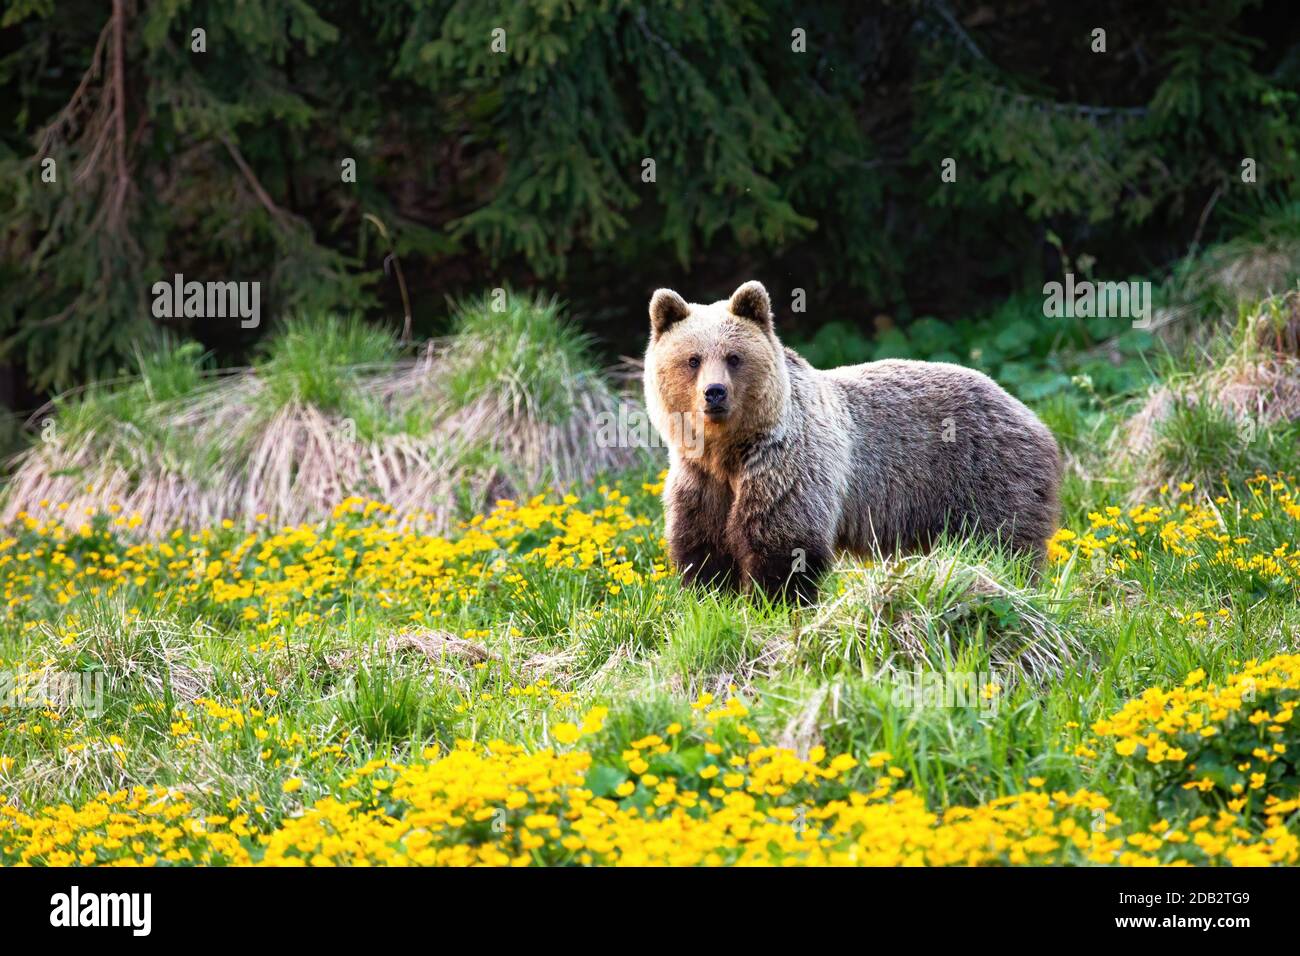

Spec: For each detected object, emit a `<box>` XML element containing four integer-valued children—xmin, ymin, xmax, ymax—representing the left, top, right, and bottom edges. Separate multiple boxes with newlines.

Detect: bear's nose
<box><xmin>704</xmin><ymin>383</ymin><xmax>728</xmax><ymax>405</ymax></box>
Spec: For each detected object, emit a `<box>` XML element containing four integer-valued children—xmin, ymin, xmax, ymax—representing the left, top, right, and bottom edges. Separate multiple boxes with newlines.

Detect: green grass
<box><xmin>3</xmin><ymin>283</ymin><xmax>1300</xmax><ymax>865</ymax></box>
<box><xmin>3</xmin><ymin>447</ymin><xmax>1296</xmax><ymax>824</ymax></box>
<box><xmin>1147</xmin><ymin>390</ymin><xmax>1297</xmax><ymax>494</ymax></box>
<box><xmin>255</xmin><ymin>312</ymin><xmax>400</xmax><ymax>414</ymax></box>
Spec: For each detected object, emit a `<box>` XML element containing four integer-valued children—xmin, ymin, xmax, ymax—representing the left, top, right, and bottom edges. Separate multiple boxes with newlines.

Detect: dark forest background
<box><xmin>2</xmin><ymin>0</ymin><xmax>1298</xmax><ymax>411</ymax></box>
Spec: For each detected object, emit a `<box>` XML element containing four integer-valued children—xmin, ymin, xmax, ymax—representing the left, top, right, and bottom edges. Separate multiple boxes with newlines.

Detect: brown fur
<box><xmin>644</xmin><ymin>281</ymin><xmax>1062</xmax><ymax>603</ymax></box>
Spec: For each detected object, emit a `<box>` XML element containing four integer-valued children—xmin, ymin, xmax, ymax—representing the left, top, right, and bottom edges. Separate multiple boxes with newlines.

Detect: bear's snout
<box><xmin>703</xmin><ymin>383</ymin><xmax>729</xmax><ymax>417</ymax></box>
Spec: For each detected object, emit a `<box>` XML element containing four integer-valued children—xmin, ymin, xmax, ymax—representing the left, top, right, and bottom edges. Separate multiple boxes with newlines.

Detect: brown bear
<box><xmin>643</xmin><ymin>280</ymin><xmax>1062</xmax><ymax>603</ymax></box>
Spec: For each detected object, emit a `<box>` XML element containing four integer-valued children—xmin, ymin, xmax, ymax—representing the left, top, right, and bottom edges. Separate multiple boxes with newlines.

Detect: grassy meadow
<box><xmin>3</xmin><ymin>253</ymin><xmax>1300</xmax><ymax>866</ymax></box>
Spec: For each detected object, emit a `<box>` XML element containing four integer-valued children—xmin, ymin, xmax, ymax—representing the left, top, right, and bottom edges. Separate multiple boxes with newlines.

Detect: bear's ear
<box><xmin>649</xmin><ymin>289</ymin><xmax>690</xmax><ymax>340</ymax></box>
<box><xmin>728</xmin><ymin>281</ymin><xmax>773</xmax><ymax>331</ymax></box>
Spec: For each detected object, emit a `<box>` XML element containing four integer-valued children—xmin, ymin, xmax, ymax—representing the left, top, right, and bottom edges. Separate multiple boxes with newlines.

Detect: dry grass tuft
<box><xmin>386</xmin><ymin>629</ymin><xmax>495</xmax><ymax>665</ymax></box>
<box><xmin>1149</xmin><ymin>238</ymin><xmax>1300</xmax><ymax>347</ymax></box>
<box><xmin>1120</xmin><ymin>291</ymin><xmax>1300</xmax><ymax>497</ymax></box>
<box><xmin>1200</xmin><ymin>239</ymin><xmax>1300</xmax><ymax>310</ymax></box>
<box><xmin>798</xmin><ymin>553</ymin><xmax>1081</xmax><ymax>682</ymax></box>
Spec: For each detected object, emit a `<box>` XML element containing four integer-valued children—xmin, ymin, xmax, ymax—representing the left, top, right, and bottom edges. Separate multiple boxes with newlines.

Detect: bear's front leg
<box><xmin>664</xmin><ymin>464</ymin><xmax>740</xmax><ymax>591</ymax></box>
<box><xmin>726</xmin><ymin>483</ymin><xmax>834</xmax><ymax>606</ymax></box>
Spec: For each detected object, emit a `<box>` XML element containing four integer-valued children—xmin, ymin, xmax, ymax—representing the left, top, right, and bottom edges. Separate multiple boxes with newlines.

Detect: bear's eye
<box><xmin>726</xmin><ymin>354</ymin><xmax>741</xmax><ymax>368</ymax></box>
<box><xmin>688</xmin><ymin>356</ymin><xmax>700</xmax><ymax>369</ymax></box>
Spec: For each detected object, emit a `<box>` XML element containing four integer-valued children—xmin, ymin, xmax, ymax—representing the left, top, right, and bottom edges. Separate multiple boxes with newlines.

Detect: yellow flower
<box><xmin>552</xmin><ymin>723</ymin><xmax>581</xmax><ymax>745</ymax></box>
<box><xmin>580</xmin><ymin>707</ymin><xmax>608</xmax><ymax>735</ymax></box>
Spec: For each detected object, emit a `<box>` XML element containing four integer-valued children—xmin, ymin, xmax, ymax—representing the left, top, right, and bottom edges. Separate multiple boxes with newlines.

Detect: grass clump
<box><xmin>442</xmin><ymin>291</ymin><xmax>597</xmax><ymax>423</ymax></box>
<box><xmin>255</xmin><ymin>313</ymin><xmax>400</xmax><ymax>414</ymax></box>
<box><xmin>1121</xmin><ymin>290</ymin><xmax>1300</xmax><ymax>497</ymax></box>
<box><xmin>801</xmin><ymin>544</ymin><xmax>1080</xmax><ymax>683</ymax></box>
<box><xmin>334</xmin><ymin>661</ymin><xmax>458</xmax><ymax>748</ymax></box>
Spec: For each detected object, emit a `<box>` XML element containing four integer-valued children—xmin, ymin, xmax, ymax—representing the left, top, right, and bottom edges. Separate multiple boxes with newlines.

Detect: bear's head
<box><xmin>643</xmin><ymin>280</ymin><xmax>791</xmax><ymax>461</ymax></box>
